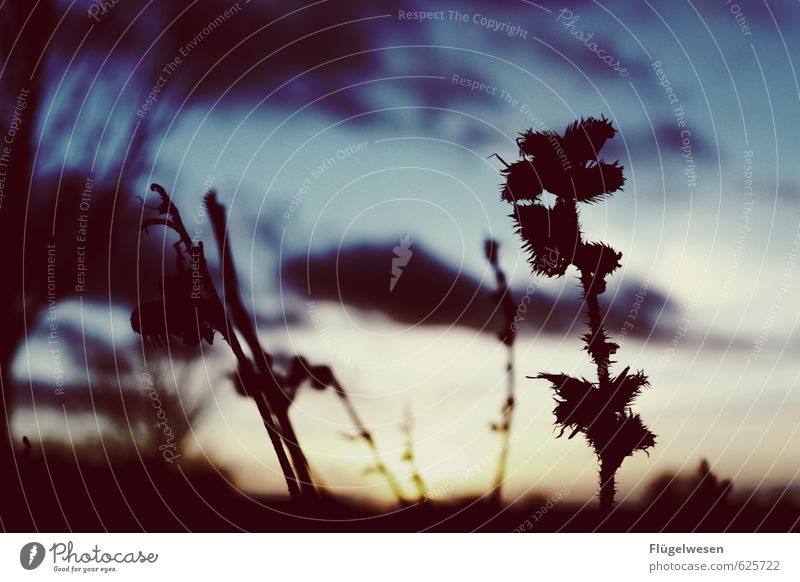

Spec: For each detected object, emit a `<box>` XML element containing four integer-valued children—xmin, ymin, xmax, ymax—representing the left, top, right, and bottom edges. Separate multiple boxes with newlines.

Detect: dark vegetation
<box><xmin>3</xmin><ymin>174</ymin><xmax>796</xmax><ymax>532</ymax></box>
<box><xmin>1</xmin><ymin>1</ymin><xmax>797</xmax><ymax>533</ymax></box>
<box><xmin>6</xmin><ymin>443</ymin><xmax>799</xmax><ymax>531</ymax></box>
<box><xmin>495</xmin><ymin>117</ymin><xmax>655</xmax><ymax>512</ymax></box>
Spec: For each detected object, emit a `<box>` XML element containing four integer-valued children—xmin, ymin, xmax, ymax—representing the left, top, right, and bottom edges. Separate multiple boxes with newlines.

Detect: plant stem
<box><xmin>486</xmin><ymin>239</ymin><xmax>516</xmax><ymax>505</ymax></box>
<box><xmin>581</xmin><ymin>273</ymin><xmax>611</xmax><ymax>388</ymax></box>
<box><xmin>273</xmin><ymin>405</ymin><xmax>317</xmax><ymax>498</ymax></box>
<box><xmin>212</xmin><ymin>296</ymin><xmax>303</xmax><ymax>502</ymax></box>
<box><xmin>334</xmin><ymin>382</ymin><xmax>407</xmax><ymax>505</ymax></box>
<box><xmin>599</xmin><ymin>457</ymin><xmax>616</xmax><ymax>514</ymax></box>
<box><xmin>580</xmin><ymin>270</ymin><xmax>617</xmax><ymax>512</ymax></box>
<box><xmin>491</xmin><ymin>344</ymin><xmax>515</xmax><ymax>504</ymax></box>
<box><xmin>147</xmin><ymin>184</ymin><xmax>301</xmax><ymax>502</ymax></box>
<box><xmin>401</xmin><ymin>405</ymin><xmax>429</xmax><ymax>502</ymax></box>
<box><xmin>205</xmin><ymin>193</ymin><xmax>317</xmax><ymax>499</ymax></box>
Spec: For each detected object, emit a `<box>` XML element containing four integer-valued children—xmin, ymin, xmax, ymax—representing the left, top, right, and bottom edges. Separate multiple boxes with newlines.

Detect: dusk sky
<box><xmin>9</xmin><ymin>0</ymin><xmax>800</xmax><ymax>510</ymax></box>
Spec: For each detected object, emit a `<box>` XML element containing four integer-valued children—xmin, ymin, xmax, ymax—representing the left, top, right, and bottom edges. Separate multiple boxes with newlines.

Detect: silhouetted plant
<box><xmin>484</xmin><ymin>238</ymin><xmax>517</xmax><ymax>504</ymax></box>
<box><xmin>21</xmin><ymin>436</ymin><xmax>31</xmax><ymax>466</ymax></box>
<box><xmin>400</xmin><ymin>404</ymin><xmax>428</xmax><ymax>503</ymax></box>
<box><xmin>644</xmin><ymin>459</ymin><xmax>732</xmax><ymax>530</ymax></box>
<box><xmin>282</xmin><ymin>356</ymin><xmax>408</xmax><ymax>505</ymax></box>
<box><xmin>205</xmin><ymin>192</ymin><xmax>318</xmax><ymax>499</ymax></box>
<box><xmin>496</xmin><ymin>117</ymin><xmax>655</xmax><ymax>512</ymax></box>
<box><xmin>132</xmin><ymin>183</ymin><xmax>303</xmax><ymax>501</ymax></box>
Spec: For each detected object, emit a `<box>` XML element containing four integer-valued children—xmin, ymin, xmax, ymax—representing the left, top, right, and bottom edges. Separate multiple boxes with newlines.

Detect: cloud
<box><xmin>281</xmin><ymin>241</ymin><xmax>674</xmax><ymax>339</ymax></box>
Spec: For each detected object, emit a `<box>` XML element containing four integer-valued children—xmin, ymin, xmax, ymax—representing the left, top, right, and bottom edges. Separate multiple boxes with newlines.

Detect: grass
<box><xmin>131</xmin><ymin>183</ymin><xmax>398</xmax><ymax>509</ymax></box>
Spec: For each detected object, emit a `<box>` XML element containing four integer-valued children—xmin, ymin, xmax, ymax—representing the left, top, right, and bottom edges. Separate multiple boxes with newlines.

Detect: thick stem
<box><xmin>599</xmin><ymin>457</ymin><xmax>617</xmax><ymax>514</ymax></box>
<box><xmin>581</xmin><ymin>270</ymin><xmax>618</xmax><ymax>510</ymax></box>
<box><xmin>580</xmin><ymin>272</ymin><xmax>611</xmax><ymax>387</ymax></box>
<box><xmin>273</xmin><ymin>406</ymin><xmax>317</xmax><ymax>498</ymax></box>
<box><xmin>335</xmin><ymin>384</ymin><xmax>407</xmax><ymax>505</ymax></box>
<box><xmin>206</xmin><ymin>194</ymin><xmax>317</xmax><ymax>499</ymax></box>
<box><xmin>225</xmin><ymin>325</ymin><xmax>302</xmax><ymax>502</ymax></box>
<box><xmin>147</xmin><ymin>185</ymin><xmax>302</xmax><ymax>502</ymax></box>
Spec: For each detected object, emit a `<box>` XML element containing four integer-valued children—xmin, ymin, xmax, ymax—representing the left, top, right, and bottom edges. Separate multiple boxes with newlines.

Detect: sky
<box><xmin>10</xmin><ymin>0</ymin><xmax>800</xmax><ymax>506</ymax></box>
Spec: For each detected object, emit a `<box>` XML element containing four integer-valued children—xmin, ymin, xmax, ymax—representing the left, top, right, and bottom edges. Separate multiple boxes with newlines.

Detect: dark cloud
<box><xmin>599</xmin><ymin>120</ymin><xmax>713</xmax><ymax>165</ymax></box>
<box><xmin>653</xmin><ymin>122</ymin><xmax>710</xmax><ymax>159</ymax></box>
<box><xmin>281</xmin><ymin>241</ymin><xmax>674</xmax><ymax>340</ymax></box>
<box><xmin>65</xmin><ymin>0</ymin><xmax>416</xmax><ymax>118</ymax></box>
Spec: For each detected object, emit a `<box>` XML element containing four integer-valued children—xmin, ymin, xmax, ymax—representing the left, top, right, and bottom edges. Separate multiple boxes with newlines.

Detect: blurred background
<box><xmin>2</xmin><ymin>0</ymin><xmax>799</xmax><ymax>529</ymax></box>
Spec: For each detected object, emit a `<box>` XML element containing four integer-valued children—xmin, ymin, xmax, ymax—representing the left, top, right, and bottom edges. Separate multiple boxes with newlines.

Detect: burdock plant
<box><xmin>496</xmin><ymin>117</ymin><xmax>656</xmax><ymax>513</ymax></box>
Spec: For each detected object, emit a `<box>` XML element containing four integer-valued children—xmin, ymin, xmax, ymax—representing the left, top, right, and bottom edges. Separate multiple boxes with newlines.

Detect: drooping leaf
<box><xmin>130</xmin><ymin>293</ymin><xmax>215</xmax><ymax>348</ymax></box>
<box><xmin>131</xmin><ymin>241</ymin><xmax>223</xmax><ymax>348</ymax></box>
<box><xmin>286</xmin><ymin>356</ymin><xmax>335</xmax><ymax>391</ymax></box>
<box><xmin>285</xmin><ymin>356</ymin><xmax>311</xmax><ymax>389</ymax></box>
